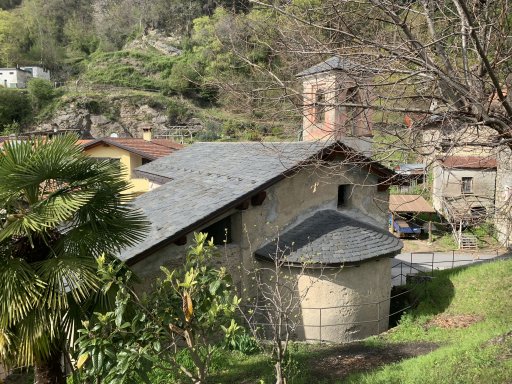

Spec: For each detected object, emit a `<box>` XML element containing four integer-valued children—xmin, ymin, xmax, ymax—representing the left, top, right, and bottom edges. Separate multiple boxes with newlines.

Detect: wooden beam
<box><xmin>236</xmin><ymin>200</ymin><xmax>250</xmax><ymax>210</ymax></box>
<box><xmin>251</xmin><ymin>191</ymin><xmax>267</xmax><ymax>206</ymax></box>
<box><xmin>173</xmin><ymin>236</ymin><xmax>187</xmax><ymax>246</ymax></box>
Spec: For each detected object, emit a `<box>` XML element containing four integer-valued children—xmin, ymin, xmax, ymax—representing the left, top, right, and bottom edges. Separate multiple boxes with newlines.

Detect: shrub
<box><xmin>0</xmin><ymin>88</ymin><xmax>31</xmax><ymax>130</ymax></box>
<box><xmin>74</xmin><ymin>233</ymin><xmax>240</xmax><ymax>384</ymax></box>
<box><xmin>27</xmin><ymin>78</ymin><xmax>55</xmax><ymax>110</ymax></box>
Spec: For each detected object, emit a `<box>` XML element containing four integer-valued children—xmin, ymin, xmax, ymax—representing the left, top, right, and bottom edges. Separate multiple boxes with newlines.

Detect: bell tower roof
<box><xmin>296</xmin><ymin>56</ymin><xmax>369</xmax><ymax>78</ymax></box>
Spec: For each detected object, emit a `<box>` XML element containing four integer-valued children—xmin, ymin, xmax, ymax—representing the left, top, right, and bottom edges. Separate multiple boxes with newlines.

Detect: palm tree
<box><xmin>0</xmin><ymin>135</ymin><xmax>148</xmax><ymax>384</ymax></box>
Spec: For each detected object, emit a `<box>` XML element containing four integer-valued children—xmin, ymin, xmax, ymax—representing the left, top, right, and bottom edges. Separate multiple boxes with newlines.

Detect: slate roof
<box><xmin>254</xmin><ymin>210</ymin><xmax>403</xmax><ymax>265</ymax></box>
<box><xmin>296</xmin><ymin>56</ymin><xmax>371</xmax><ymax>77</ymax></box>
<box><xmin>122</xmin><ymin>141</ymin><xmax>396</xmax><ymax>264</ymax></box>
<box><xmin>440</xmin><ymin>156</ymin><xmax>497</xmax><ymax>169</ymax></box>
<box><xmin>82</xmin><ymin>138</ymin><xmax>183</xmax><ymax>160</ymax></box>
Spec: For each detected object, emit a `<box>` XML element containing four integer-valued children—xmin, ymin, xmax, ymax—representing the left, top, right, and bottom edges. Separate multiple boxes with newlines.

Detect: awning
<box><xmin>389</xmin><ymin>195</ymin><xmax>435</xmax><ymax>214</ymax></box>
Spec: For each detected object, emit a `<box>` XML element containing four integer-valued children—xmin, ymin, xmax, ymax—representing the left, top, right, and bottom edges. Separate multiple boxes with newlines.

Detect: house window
<box><xmin>315</xmin><ymin>88</ymin><xmax>325</xmax><ymax>123</ymax></box>
<box><xmin>338</xmin><ymin>185</ymin><xmax>349</xmax><ymax>207</ymax></box>
<box><xmin>202</xmin><ymin>216</ymin><xmax>232</xmax><ymax>245</ymax></box>
<box><xmin>461</xmin><ymin>177</ymin><xmax>473</xmax><ymax>194</ymax></box>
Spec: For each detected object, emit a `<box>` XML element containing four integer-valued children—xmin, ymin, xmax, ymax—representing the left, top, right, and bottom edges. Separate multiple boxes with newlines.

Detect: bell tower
<box><xmin>296</xmin><ymin>56</ymin><xmax>373</xmax><ymax>154</ymax></box>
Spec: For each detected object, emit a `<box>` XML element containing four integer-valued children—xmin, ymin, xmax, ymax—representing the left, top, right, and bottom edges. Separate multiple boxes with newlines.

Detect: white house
<box><xmin>0</xmin><ymin>66</ymin><xmax>51</xmax><ymax>88</ymax></box>
<box><xmin>20</xmin><ymin>66</ymin><xmax>51</xmax><ymax>81</ymax></box>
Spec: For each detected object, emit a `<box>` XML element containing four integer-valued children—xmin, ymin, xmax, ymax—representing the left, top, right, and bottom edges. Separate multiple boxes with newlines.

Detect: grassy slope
<box><xmin>81</xmin><ymin>50</ymin><xmax>177</xmax><ymax>91</ymax></box>
<box><xmin>345</xmin><ymin>258</ymin><xmax>512</xmax><ymax>384</ymax></box>
<box><xmin>143</xmin><ymin>259</ymin><xmax>512</xmax><ymax>384</ymax></box>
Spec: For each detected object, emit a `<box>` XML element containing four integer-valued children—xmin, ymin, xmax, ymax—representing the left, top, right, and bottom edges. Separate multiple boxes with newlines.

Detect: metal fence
<box><xmin>243</xmin><ymin>251</ymin><xmax>506</xmax><ymax>344</ymax></box>
<box><xmin>393</xmin><ymin>249</ymin><xmax>502</xmax><ymax>285</ymax></box>
<box><xmin>240</xmin><ymin>272</ymin><xmax>427</xmax><ymax>344</ymax></box>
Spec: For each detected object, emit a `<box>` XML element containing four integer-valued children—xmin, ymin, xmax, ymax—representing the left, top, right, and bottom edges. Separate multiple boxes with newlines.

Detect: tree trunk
<box><xmin>34</xmin><ymin>350</ymin><xmax>66</xmax><ymax>384</ymax></box>
<box><xmin>275</xmin><ymin>361</ymin><xmax>286</xmax><ymax>384</ymax></box>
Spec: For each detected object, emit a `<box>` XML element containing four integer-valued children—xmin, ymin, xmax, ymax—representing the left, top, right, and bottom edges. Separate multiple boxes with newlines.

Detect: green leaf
<box><xmin>209</xmin><ymin>280</ymin><xmax>221</xmax><ymax>295</ymax></box>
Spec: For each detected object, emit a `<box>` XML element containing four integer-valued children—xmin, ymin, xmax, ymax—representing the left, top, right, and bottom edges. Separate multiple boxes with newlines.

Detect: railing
<box><xmin>240</xmin><ymin>279</ymin><xmax>426</xmax><ymax>344</ymax></box>
<box><xmin>393</xmin><ymin>249</ymin><xmax>501</xmax><ymax>285</ymax></box>
<box><xmin>242</xmin><ymin>251</ymin><xmax>505</xmax><ymax>344</ymax></box>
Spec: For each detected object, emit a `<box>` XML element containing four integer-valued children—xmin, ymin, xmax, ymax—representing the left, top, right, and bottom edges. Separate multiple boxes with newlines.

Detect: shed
<box><xmin>389</xmin><ymin>195</ymin><xmax>435</xmax><ymax>239</ymax></box>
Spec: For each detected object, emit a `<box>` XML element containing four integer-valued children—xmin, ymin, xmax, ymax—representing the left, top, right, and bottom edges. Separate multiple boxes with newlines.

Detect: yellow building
<box><xmin>80</xmin><ymin>131</ymin><xmax>182</xmax><ymax>195</ymax></box>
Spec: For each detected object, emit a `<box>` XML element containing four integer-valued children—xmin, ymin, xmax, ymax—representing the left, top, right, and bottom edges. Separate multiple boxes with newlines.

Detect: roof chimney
<box><xmin>142</xmin><ymin>126</ymin><xmax>152</xmax><ymax>141</ymax></box>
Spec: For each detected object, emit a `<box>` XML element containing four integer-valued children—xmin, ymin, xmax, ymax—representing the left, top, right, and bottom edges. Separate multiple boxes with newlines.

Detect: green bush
<box><xmin>27</xmin><ymin>78</ymin><xmax>55</xmax><ymax>110</ymax></box>
<box><xmin>166</xmin><ymin>99</ymin><xmax>191</xmax><ymax>124</ymax></box>
<box><xmin>0</xmin><ymin>88</ymin><xmax>31</xmax><ymax>130</ymax></box>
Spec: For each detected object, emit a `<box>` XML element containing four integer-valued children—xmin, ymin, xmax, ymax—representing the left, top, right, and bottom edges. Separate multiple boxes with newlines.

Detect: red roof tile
<box><xmin>83</xmin><ymin>138</ymin><xmax>182</xmax><ymax>160</ymax></box>
<box><xmin>440</xmin><ymin>156</ymin><xmax>497</xmax><ymax>169</ymax></box>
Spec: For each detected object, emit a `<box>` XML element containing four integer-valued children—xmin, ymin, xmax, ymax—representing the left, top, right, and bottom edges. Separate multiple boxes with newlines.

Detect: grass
<box><xmin>126</xmin><ymin>259</ymin><xmax>512</xmax><ymax>384</ymax></box>
<box><xmin>81</xmin><ymin>50</ymin><xmax>178</xmax><ymax>92</ymax></box>
<box><xmin>344</xmin><ymin>258</ymin><xmax>512</xmax><ymax>384</ymax></box>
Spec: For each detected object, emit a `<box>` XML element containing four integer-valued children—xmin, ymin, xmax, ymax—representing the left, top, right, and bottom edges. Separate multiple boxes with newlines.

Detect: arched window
<box><xmin>315</xmin><ymin>88</ymin><xmax>326</xmax><ymax>123</ymax></box>
<box><xmin>345</xmin><ymin>86</ymin><xmax>361</xmax><ymax>135</ymax></box>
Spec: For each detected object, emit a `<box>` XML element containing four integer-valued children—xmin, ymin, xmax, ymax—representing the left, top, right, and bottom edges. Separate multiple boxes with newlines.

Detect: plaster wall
<box><xmin>0</xmin><ymin>68</ymin><xmax>31</xmax><ymax>88</ymax></box>
<box><xmin>420</xmin><ymin>125</ymin><xmax>496</xmax><ymax>165</ymax></box>
<box><xmin>301</xmin><ymin>73</ymin><xmax>372</xmax><ymax>143</ymax></box>
<box><xmin>495</xmin><ymin>147</ymin><xmax>512</xmax><ymax>245</ymax></box>
<box><xmin>83</xmin><ymin>145</ymin><xmax>150</xmax><ymax>194</ymax></box>
<box><xmin>256</xmin><ymin>258</ymin><xmax>391</xmax><ymax>343</ymax></box>
<box><xmin>130</xmin><ymin>162</ymin><xmax>393</xmax><ymax>341</ymax></box>
<box><xmin>432</xmin><ymin>164</ymin><xmax>496</xmax><ymax>214</ymax></box>
<box><xmin>21</xmin><ymin>66</ymin><xmax>51</xmax><ymax>80</ymax></box>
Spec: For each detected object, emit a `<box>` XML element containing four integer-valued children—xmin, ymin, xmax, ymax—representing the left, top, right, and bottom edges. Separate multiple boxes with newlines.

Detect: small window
<box><xmin>461</xmin><ymin>177</ymin><xmax>473</xmax><ymax>194</ymax></box>
<box><xmin>202</xmin><ymin>216</ymin><xmax>232</xmax><ymax>245</ymax></box>
<box><xmin>315</xmin><ymin>88</ymin><xmax>325</xmax><ymax>123</ymax></box>
<box><xmin>9</xmin><ymin>72</ymin><xmax>13</xmax><ymax>75</ymax></box>
<box><xmin>345</xmin><ymin>86</ymin><xmax>361</xmax><ymax>135</ymax></box>
<box><xmin>338</xmin><ymin>185</ymin><xmax>349</xmax><ymax>207</ymax></box>
<box><xmin>471</xmin><ymin>206</ymin><xmax>486</xmax><ymax>218</ymax></box>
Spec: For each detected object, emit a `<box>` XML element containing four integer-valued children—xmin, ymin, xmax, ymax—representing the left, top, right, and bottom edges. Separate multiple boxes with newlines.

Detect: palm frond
<box><xmin>0</xmin><ymin>134</ymin><xmax>150</xmax><ymax>370</ymax></box>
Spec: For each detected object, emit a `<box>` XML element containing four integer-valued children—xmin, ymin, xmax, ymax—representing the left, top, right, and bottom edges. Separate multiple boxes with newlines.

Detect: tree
<box><xmin>200</xmin><ymin>0</ymin><xmax>512</xmax><ymax>241</ymax></box>
<box><xmin>208</xmin><ymin>0</ymin><xmax>512</xmax><ymax>148</ymax></box>
<box><xmin>27</xmin><ymin>78</ymin><xmax>55</xmax><ymax>111</ymax></box>
<box><xmin>0</xmin><ymin>135</ymin><xmax>148</xmax><ymax>384</ymax></box>
<box><xmin>0</xmin><ymin>88</ymin><xmax>31</xmax><ymax>131</ymax></box>
<box><xmin>75</xmin><ymin>232</ymin><xmax>240</xmax><ymax>384</ymax></box>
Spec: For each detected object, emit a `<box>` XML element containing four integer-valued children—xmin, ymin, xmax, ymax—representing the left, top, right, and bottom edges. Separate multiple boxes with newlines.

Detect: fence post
<box><xmin>319</xmin><ymin>308</ymin><xmax>322</xmax><ymax>344</ymax></box>
<box><xmin>452</xmin><ymin>250</ymin><xmax>455</xmax><ymax>269</ymax></box>
<box><xmin>401</xmin><ymin>261</ymin><xmax>403</xmax><ymax>285</ymax></box>
<box><xmin>377</xmin><ymin>302</ymin><xmax>381</xmax><ymax>334</ymax></box>
<box><xmin>431</xmin><ymin>253</ymin><xmax>434</xmax><ymax>276</ymax></box>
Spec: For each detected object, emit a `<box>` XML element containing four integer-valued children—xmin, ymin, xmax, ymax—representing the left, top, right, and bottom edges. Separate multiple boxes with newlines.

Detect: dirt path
<box><xmin>310</xmin><ymin>341</ymin><xmax>439</xmax><ymax>382</ymax></box>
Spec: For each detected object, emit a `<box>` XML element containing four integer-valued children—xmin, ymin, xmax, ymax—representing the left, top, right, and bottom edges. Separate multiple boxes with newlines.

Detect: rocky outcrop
<box><xmin>124</xmin><ymin>29</ymin><xmax>182</xmax><ymax>56</ymax></box>
<box><xmin>32</xmin><ymin>97</ymin><xmax>202</xmax><ymax>140</ymax></box>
